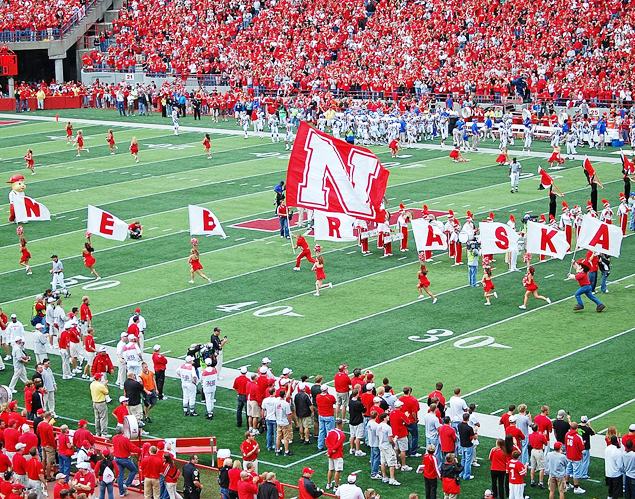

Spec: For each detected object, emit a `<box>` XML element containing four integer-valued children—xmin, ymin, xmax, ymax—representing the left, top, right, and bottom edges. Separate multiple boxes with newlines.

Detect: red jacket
<box><xmin>237</xmin><ymin>480</ymin><xmax>258</xmax><ymax>499</ymax></box>
<box><xmin>140</xmin><ymin>455</ymin><xmax>163</xmax><ymax>479</ymax></box>
<box><xmin>112</xmin><ymin>434</ymin><xmax>138</xmax><ymax>459</ymax></box>
<box><xmin>325</xmin><ymin>428</ymin><xmax>345</xmax><ymax>459</ymax></box>
<box><xmin>423</xmin><ymin>453</ymin><xmax>440</xmax><ymax>479</ymax></box>
<box><xmin>91</xmin><ymin>353</ymin><xmax>114</xmax><ymax>375</ymax></box>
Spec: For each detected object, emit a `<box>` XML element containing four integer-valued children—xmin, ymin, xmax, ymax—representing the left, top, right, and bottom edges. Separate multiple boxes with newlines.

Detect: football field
<box><xmin>0</xmin><ymin>109</ymin><xmax>634</xmax><ymax>495</ymax></box>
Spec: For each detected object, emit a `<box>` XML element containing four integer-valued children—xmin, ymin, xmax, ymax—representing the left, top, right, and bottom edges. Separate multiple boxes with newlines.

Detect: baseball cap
<box><xmin>557</xmin><ymin>409</ymin><xmax>566</xmax><ymax>419</ymax></box>
<box><xmin>347</xmin><ymin>474</ymin><xmax>357</xmax><ymax>483</ymax></box>
<box><xmin>553</xmin><ymin>442</ymin><xmax>563</xmax><ymax>450</ymax></box>
<box><xmin>119</xmin><ymin>396</ymin><xmax>129</xmax><ymax>403</ymax></box>
<box><xmin>280</xmin><ymin>378</ymin><xmax>290</xmax><ymax>386</ymax></box>
<box><xmin>12</xmin><ymin>484</ymin><xmax>25</xmax><ymax>490</ymax></box>
<box><xmin>10</xmin><ymin>314</ymin><xmax>16</xmax><ymax>319</ymax></box>
<box><xmin>484</xmin><ymin>490</ymin><xmax>494</xmax><ymax>497</ymax></box>
<box><xmin>102</xmin><ymin>449</ymin><xmax>110</xmax><ymax>456</ymax></box>
<box><xmin>68</xmin><ymin>312</ymin><xmax>75</xmax><ymax>318</ymax></box>
<box><xmin>282</xmin><ymin>367</ymin><xmax>292</xmax><ymax>375</ymax></box>
<box><xmin>153</xmin><ymin>344</ymin><xmax>161</xmax><ymax>351</ymax></box>
<box><xmin>185</xmin><ymin>355</ymin><xmax>194</xmax><ymax>362</ymax></box>
<box><xmin>509</xmin><ymin>415</ymin><xmax>517</xmax><ymax>423</ymax></box>
<box><xmin>120</xmin><ymin>332</ymin><xmax>128</xmax><ymax>337</ymax></box>
<box><xmin>297</xmin><ymin>382</ymin><xmax>306</xmax><ymax>390</ymax></box>
<box><xmin>35</xmin><ymin>323</ymin><xmax>44</xmax><ymax>330</ymax></box>
<box><xmin>259</xmin><ymin>366</ymin><xmax>268</xmax><ymax>374</ymax></box>
<box><xmin>127</xmin><ymin>333</ymin><xmax>136</xmax><ymax>339</ymax></box>
<box><xmin>394</xmin><ymin>400</ymin><xmax>404</xmax><ymax>408</ymax></box>
<box><xmin>14</xmin><ymin>337</ymin><xmax>24</xmax><ymax>343</ymax></box>
<box><xmin>8</xmin><ymin>401</ymin><xmax>17</xmax><ymax>409</ymax></box>
<box><xmin>320</xmin><ymin>384</ymin><xmax>328</xmax><ymax>391</ymax></box>
<box><xmin>339</xmin><ymin>364</ymin><xmax>347</xmax><ymax>371</ymax></box>
<box><xmin>303</xmin><ymin>467</ymin><xmax>315</xmax><ymax>474</ymax></box>
<box><xmin>204</xmin><ymin>358</ymin><xmax>213</xmax><ymax>366</ymax></box>
<box><xmin>240</xmin><ymin>366</ymin><xmax>248</xmax><ymax>374</ymax></box>
<box><xmin>36</xmin><ymin>409</ymin><xmax>45</xmax><ymax>415</ymax></box>
<box><xmin>373</xmin><ymin>396</ymin><xmax>381</xmax><ymax>402</ymax></box>
<box><xmin>55</xmin><ymin>473</ymin><xmax>66</xmax><ymax>480</ymax></box>
<box><xmin>21</xmin><ymin>424</ymin><xmax>29</xmax><ymax>432</ymax></box>
<box><xmin>134</xmin><ymin>308</ymin><xmax>141</xmax><ymax>313</ymax></box>
<box><xmin>580</xmin><ymin>415</ymin><xmax>589</xmax><ymax>423</ymax></box>
<box><xmin>47</xmin><ymin>297</ymin><xmax>56</xmax><ymax>303</ymax></box>
<box><xmin>262</xmin><ymin>357</ymin><xmax>272</xmax><ymax>364</ymax></box>
<box><xmin>214</xmin><ymin>327</ymin><xmax>221</xmax><ymax>332</ymax></box>
<box><xmin>82</xmin><ymin>440</ymin><xmax>91</xmax><ymax>448</ymax></box>
<box><xmin>94</xmin><ymin>373</ymin><xmax>103</xmax><ymax>380</ymax></box>
<box><xmin>15</xmin><ymin>443</ymin><xmax>26</xmax><ymax>450</ymax></box>
<box><xmin>98</xmin><ymin>346</ymin><xmax>107</xmax><ymax>352</ymax></box>
<box><xmin>365</xmin><ymin>382</ymin><xmax>375</xmax><ymax>390</ymax></box>
<box><xmin>78</xmin><ymin>419</ymin><xmax>88</xmax><ymax>426</ymax></box>
<box><xmin>629</xmin><ymin>424</ymin><xmax>635</xmax><ymax>432</ymax></box>
<box><xmin>77</xmin><ymin>462</ymin><xmax>91</xmax><ymax>470</ymax></box>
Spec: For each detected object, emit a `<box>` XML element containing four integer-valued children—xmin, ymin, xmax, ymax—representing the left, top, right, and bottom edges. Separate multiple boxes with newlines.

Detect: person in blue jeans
<box><xmin>316</xmin><ymin>385</ymin><xmax>336</xmax><ymax>450</ymax></box>
<box><xmin>467</xmin><ymin>247</ymin><xmax>479</xmax><ymax>286</ymax></box>
<box><xmin>457</xmin><ymin>413</ymin><xmax>476</xmax><ymax>480</ymax></box>
<box><xmin>367</xmin><ymin>411</ymin><xmax>381</xmax><ymax>478</ymax></box>
<box><xmin>599</xmin><ymin>254</ymin><xmax>611</xmax><ymax>293</ymax></box>
<box><xmin>568</xmin><ymin>261</ymin><xmax>605</xmax><ymax>312</ymax></box>
<box><xmin>113</xmin><ymin>427</ymin><xmax>138</xmax><ymax>495</ymax></box>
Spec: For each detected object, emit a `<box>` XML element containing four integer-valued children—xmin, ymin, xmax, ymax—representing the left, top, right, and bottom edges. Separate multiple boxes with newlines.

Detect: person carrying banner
<box><xmin>416</xmin><ymin>264</ymin><xmax>437</xmax><ymax>303</ymax></box>
<box><xmin>311</xmin><ymin>255</ymin><xmax>332</xmax><ymax>297</ymax></box>
<box><xmin>293</xmin><ymin>234</ymin><xmax>317</xmax><ymax>271</ymax></box>
<box><xmin>188</xmin><ymin>249</ymin><xmax>212</xmax><ymax>284</ymax></box>
<box><xmin>567</xmin><ymin>260</ymin><xmax>605</xmax><ymax>312</ymax></box>
<box><xmin>277</xmin><ymin>201</ymin><xmax>290</xmax><ymax>239</ymax></box>
<box><xmin>559</xmin><ymin>202</ymin><xmax>573</xmax><ymax>252</ymax></box>
<box><xmin>618</xmin><ymin>193</ymin><xmax>629</xmax><ymax>235</ymax></box>
<box><xmin>519</xmin><ymin>266</ymin><xmax>551</xmax><ymax>310</ymax></box>
<box><xmin>82</xmin><ymin>234</ymin><xmax>100</xmax><ymax>280</ymax></box>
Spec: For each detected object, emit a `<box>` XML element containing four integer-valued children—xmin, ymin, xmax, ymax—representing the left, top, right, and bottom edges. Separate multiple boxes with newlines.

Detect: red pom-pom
<box><xmin>418</xmin><ymin>252</ymin><xmax>426</xmax><ymax>263</ymax></box>
<box><xmin>16</xmin><ymin>225</ymin><xmax>23</xmax><ymax>236</ymax></box>
<box><xmin>85</xmin><ymin>231</ymin><xmax>92</xmax><ymax>238</ymax></box>
<box><xmin>523</xmin><ymin>253</ymin><xmax>532</xmax><ymax>264</ymax></box>
<box><xmin>190</xmin><ymin>237</ymin><xmax>199</xmax><ymax>246</ymax></box>
<box><xmin>314</xmin><ymin>244</ymin><xmax>322</xmax><ymax>253</ymax></box>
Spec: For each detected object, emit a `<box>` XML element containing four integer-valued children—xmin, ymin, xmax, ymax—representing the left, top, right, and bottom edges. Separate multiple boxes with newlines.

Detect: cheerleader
<box><xmin>66</xmin><ymin>122</ymin><xmax>73</xmax><ymax>144</ymax></box>
<box><xmin>106</xmin><ymin>129</ymin><xmax>117</xmax><ymax>155</ymax></box>
<box><xmin>129</xmin><ymin>137</ymin><xmax>139</xmax><ymax>163</ymax></box>
<box><xmin>19</xmin><ymin>237</ymin><xmax>31</xmax><ymax>275</ymax></box>
<box><xmin>482</xmin><ymin>267</ymin><xmax>498</xmax><ymax>306</ymax></box>
<box><xmin>24</xmin><ymin>149</ymin><xmax>34</xmax><ymax>175</ymax></box>
<box><xmin>546</xmin><ymin>144</ymin><xmax>564</xmax><ymax>168</ymax></box>
<box><xmin>449</xmin><ymin>144</ymin><xmax>467</xmax><ymax>162</ymax></box>
<box><xmin>83</xmin><ymin>234</ymin><xmax>100</xmax><ymax>279</ymax></box>
<box><xmin>202</xmin><ymin>133</ymin><xmax>212</xmax><ymax>159</ymax></box>
<box><xmin>389</xmin><ymin>137</ymin><xmax>401</xmax><ymax>158</ymax></box>
<box><xmin>495</xmin><ymin>146</ymin><xmax>509</xmax><ymax>165</ymax></box>
<box><xmin>519</xmin><ymin>266</ymin><xmax>551</xmax><ymax>309</ymax></box>
<box><xmin>74</xmin><ymin>130</ymin><xmax>89</xmax><ymax>157</ymax></box>
<box><xmin>416</xmin><ymin>264</ymin><xmax>437</xmax><ymax>303</ymax></box>
<box><xmin>311</xmin><ymin>254</ymin><xmax>332</xmax><ymax>296</ymax></box>
<box><xmin>188</xmin><ymin>248</ymin><xmax>212</xmax><ymax>284</ymax></box>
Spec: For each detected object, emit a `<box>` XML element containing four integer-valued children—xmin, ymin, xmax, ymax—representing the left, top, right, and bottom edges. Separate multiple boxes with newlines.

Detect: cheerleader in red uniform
<box><xmin>547</xmin><ymin>144</ymin><xmax>565</xmax><ymax>168</ymax></box>
<box><xmin>19</xmin><ymin>237</ymin><xmax>31</xmax><ymax>275</ymax></box>
<box><xmin>496</xmin><ymin>146</ymin><xmax>510</xmax><ymax>165</ymax></box>
<box><xmin>24</xmin><ymin>149</ymin><xmax>34</xmax><ymax>175</ymax></box>
<box><xmin>450</xmin><ymin>144</ymin><xmax>467</xmax><ymax>162</ymax></box>
<box><xmin>66</xmin><ymin>122</ymin><xmax>73</xmax><ymax>144</ymax></box>
<box><xmin>202</xmin><ymin>133</ymin><xmax>212</xmax><ymax>159</ymax></box>
<box><xmin>482</xmin><ymin>267</ymin><xmax>498</xmax><ymax>305</ymax></box>
<box><xmin>311</xmin><ymin>254</ymin><xmax>332</xmax><ymax>296</ymax></box>
<box><xmin>129</xmin><ymin>136</ymin><xmax>139</xmax><ymax>163</ymax></box>
<box><xmin>389</xmin><ymin>137</ymin><xmax>401</xmax><ymax>158</ymax></box>
<box><xmin>106</xmin><ymin>129</ymin><xmax>117</xmax><ymax>155</ymax></box>
<box><xmin>74</xmin><ymin>130</ymin><xmax>89</xmax><ymax>157</ymax></box>
<box><xmin>188</xmin><ymin>248</ymin><xmax>211</xmax><ymax>284</ymax></box>
<box><xmin>416</xmin><ymin>264</ymin><xmax>437</xmax><ymax>303</ymax></box>
<box><xmin>83</xmin><ymin>234</ymin><xmax>100</xmax><ymax>279</ymax></box>
<box><xmin>519</xmin><ymin>266</ymin><xmax>551</xmax><ymax>309</ymax></box>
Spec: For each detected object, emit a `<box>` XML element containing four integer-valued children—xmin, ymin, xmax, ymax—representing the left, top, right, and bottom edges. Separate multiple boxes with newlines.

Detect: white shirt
<box><xmin>261</xmin><ymin>396</ymin><xmax>277</xmax><ymax>421</ymax></box>
<box><xmin>423</xmin><ymin>412</ymin><xmax>441</xmax><ymax>439</ymax></box>
<box><xmin>116</xmin><ymin>340</ymin><xmax>127</xmax><ymax>362</ymax></box>
<box><xmin>448</xmin><ymin>395</ymin><xmax>468</xmax><ymax>423</ymax></box>
<box><xmin>123</xmin><ymin>342</ymin><xmax>141</xmax><ymax>367</ymax></box>
<box><xmin>335</xmin><ymin>483</ymin><xmax>364</xmax><ymax>499</ymax></box>
<box><xmin>176</xmin><ymin>363</ymin><xmax>197</xmax><ymax>384</ymax></box>
<box><xmin>45</xmin><ymin>304</ymin><xmax>56</xmax><ymax>325</ymax></box>
<box><xmin>53</xmin><ymin>306</ymin><xmax>67</xmax><ymax>329</ymax></box>
<box><xmin>376</xmin><ymin>421</ymin><xmax>393</xmax><ymax>450</ymax></box>
<box><xmin>5</xmin><ymin>321</ymin><xmax>24</xmax><ymax>342</ymax></box>
<box><xmin>12</xmin><ymin>343</ymin><xmax>26</xmax><ymax>367</ymax></box>
<box><xmin>128</xmin><ymin>315</ymin><xmax>147</xmax><ymax>333</ymax></box>
<box><xmin>201</xmin><ymin>367</ymin><xmax>218</xmax><ymax>390</ymax></box>
<box><xmin>33</xmin><ymin>331</ymin><xmax>49</xmax><ymax>355</ymax></box>
<box><xmin>366</xmin><ymin>419</ymin><xmax>379</xmax><ymax>448</ymax></box>
<box><xmin>274</xmin><ymin>398</ymin><xmax>291</xmax><ymax>426</ymax></box>
<box><xmin>605</xmin><ymin>444</ymin><xmax>624</xmax><ymax>478</ymax></box>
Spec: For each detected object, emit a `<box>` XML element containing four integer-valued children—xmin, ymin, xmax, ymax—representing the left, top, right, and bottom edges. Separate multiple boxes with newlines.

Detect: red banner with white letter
<box><xmin>87</xmin><ymin>205</ymin><xmax>128</xmax><ymax>241</ymax></box>
<box><xmin>13</xmin><ymin>195</ymin><xmax>51</xmax><ymax>222</ymax></box>
<box><xmin>479</xmin><ymin>222</ymin><xmax>520</xmax><ymax>254</ymax></box>
<box><xmin>313</xmin><ymin>211</ymin><xmax>356</xmax><ymax>242</ymax></box>
<box><xmin>411</xmin><ymin>219</ymin><xmax>448</xmax><ymax>251</ymax></box>
<box><xmin>286</xmin><ymin>122</ymin><xmax>390</xmax><ymax>222</ymax></box>
<box><xmin>525</xmin><ymin>221</ymin><xmax>569</xmax><ymax>259</ymax></box>
<box><xmin>577</xmin><ymin>214</ymin><xmax>623</xmax><ymax>257</ymax></box>
<box><xmin>188</xmin><ymin>205</ymin><xmax>227</xmax><ymax>237</ymax></box>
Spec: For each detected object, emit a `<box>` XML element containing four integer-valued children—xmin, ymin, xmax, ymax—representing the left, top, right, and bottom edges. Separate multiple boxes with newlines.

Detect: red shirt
<box><xmin>37</xmin><ymin>421</ymin><xmax>55</xmax><ymax>448</ymax></box>
<box><xmin>333</xmin><ymin>372</ymin><xmax>351</xmax><ymax>393</ymax></box>
<box><xmin>325</xmin><ymin>428</ymin><xmax>345</xmax><ymax>459</ymax></box>
<box><xmin>233</xmin><ymin>375</ymin><xmax>249</xmax><ymax>396</ymax></box>
<box><xmin>0</xmin><ymin>453</ymin><xmax>11</xmax><ymax>472</ymax></box>
<box><xmin>499</xmin><ymin>413</ymin><xmax>512</xmax><ymax>429</ymax></box>
<box><xmin>622</xmin><ymin>433</ymin><xmax>635</xmax><ymax>448</ymax></box>
<box><xmin>18</xmin><ymin>432</ymin><xmax>38</xmax><ymax>451</ymax></box>
<box><xmin>25</xmin><ymin>457</ymin><xmax>44</xmax><ymax>480</ymax></box>
<box><xmin>228</xmin><ymin>468</ymin><xmax>242</xmax><ymax>491</ymax></box>
<box><xmin>247</xmin><ymin>381</ymin><xmax>262</xmax><ymax>404</ymax></box>
<box><xmin>237</xmin><ymin>480</ymin><xmax>258</xmax><ymax>499</ymax></box>
<box><xmin>240</xmin><ymin>439</ymin><xmax>259</xmax><ymax>461</ymax></box>
<box><xmin>84</xmin><ymin>335</ymin><xmax>96</xmax><ymax>353</ymax></box>
<box><xmin>574</xmin><ymin>272</ymin><xmax>590</xmax><ymax>287</ymax></box>
<box><xmin>126</xmin><ymin>324</ymin><xmax>140</xmax><ymax>338</ymax></box>
<box><xmin>112</xmin><ymin>434</ymin><xmax>137</xmax><ymax>459</ymax></box>
<box><xmin>73</xmin><ymin>428</ymin><xmax>95</xmax><ymax>448</ymax></box>
<box><xmin>528</xmin><ymin>432</ymin><xmax>548</xmax><ymax>451</ymax></box>
<box><xmin>12</xmin><ymin>453</ymin><xmax>27</xmax><ymax>475</ymax></box>
<box><xmin>505</xmin><ymin>426</ymin><xmax>525</xmax><ymax>448</ymax></box>
<box><xmin>489</xmin><ymin>447</ymin><xmax>507</xmax><ymax>471</ymax></box>
<box><xmin>399</xmin><ymin>395</ymin><xmax>420</xmax><ymax>423</ymax></box>
<box><xmin>140</xmin><ymin>455</ymin><xmax>163</xmax><ymax>479</ymax></box>
<box><xmin>316</xmin><ymin>392</ymin><xmax>336</xmax><ymax>417</ymax></box>
<box><xmin>4</xmin><ymin>428</ymin><xmax>19</xmax><ymax>452</ymax></box>
<box><xmin>80</xmin><ymin>303</ymin><xmax>92</xmax><ymax>321</ymax></box>
<box><xmin>360</xmin><ymin>392</ymin><xmax>375</xmax><ymax>416</ymax></box>
<box><xmin>53</xmin><ymin>482</ymin><xmax>70</xmax><ymax>499</ymax></box>
<box><xmin>439</xmin><ymin>425</ymin><xmax>457</xmax><ymax>452</ymax></box>
<box><xmin>75</xmin><ymin>471</ymin><xmax>96</xmax><ymax>494</ymax></box>
<box><xmin>389</xmin><ymin>409</ymin><xmax>410</xmax><ymax>438</ymax></box>
<box><xmin>565</xmin><ymin>429</ymin><xmax>584</xmax><ymax>461</ymax></box>
<box><xmin>423</xmin><ymin>453</ymin><xmax>440</xmax><ymax>479</ymax></box>
<box><xmin>58</xmin><ymin>433</ymin><xmax>74</xmax><ymax>457</ymax></box>
<box><xmin>428</xmin><ymin>390</ymin><xmax>445</xmax><ymax>407</ymax></box>
<box><xmin>534</xmin><ymin>414</ymin><xmax>553</xmax><ymax>436</ymax></box>
<box><xmin>507</xmin><ymin>459</ymin><xmax>526</xmax><ymax>484</ymax></box>
<box><xmin>296</xmin><ymin>237</ymin><xmax>309</xmax><ymax>251</ymax></box>
<box><xmin>152</xmin><ymin>353</ymin><xmax>168</xmax><ymax>372</ymax></box>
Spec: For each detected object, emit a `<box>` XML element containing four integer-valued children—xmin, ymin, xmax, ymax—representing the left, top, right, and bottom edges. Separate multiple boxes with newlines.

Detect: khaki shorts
<box><xmin>328</xmin><ymin>457</ymin><xmax>344</xmax><ymax>471</ymax></box>
<box><xmin>42</xmin><ymin>446</ymin><xmax>56</xmax><ymax>465</ymax></box>
<box><xmin>395</xmin><ymin>436</ymin><xmax>409</xmax><ymax>452</ymax></box>
<box><xmin>70</xmin><ymin>342</ymin><xmax>84</xmax><ymax>359</ymax></box>
<box><xmin>380</xmin><ymin>446</ymin><xmax>397</xmax><ymax>467</ymax></box>
<box><xmin>530</xmin><ymin>448</ymin><xmax>545</xmax><ymax>471</ymax></box>
<box><xmin>336</xmin><ymin>391</ymin><xmax>349</xmax><ymax>408</ymax></box>
<box><xmin>298</xmin><ymin>416</ymin><xmax>313</xmax><ymax>430</ymax></box>
<box><xmin>277</xmin><ymin>425</ymin><xmax>292</xmax><ymax>441</ymax></box>
<box><xmin>549</xmin><ymin>476</ymin><xmax>566</xmax><ymax>494</ymax></box>
<box><xmin>247</xmin><ymin>401</ymin><xmax>261</xmax><ymax>418</ymax></box>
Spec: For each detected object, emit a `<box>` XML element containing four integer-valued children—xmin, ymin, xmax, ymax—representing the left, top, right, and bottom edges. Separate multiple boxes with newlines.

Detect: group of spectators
<box><xmin>0</xmin><ymin>0</ymin><xmax>89</xmax><ymax>41</ymax></box>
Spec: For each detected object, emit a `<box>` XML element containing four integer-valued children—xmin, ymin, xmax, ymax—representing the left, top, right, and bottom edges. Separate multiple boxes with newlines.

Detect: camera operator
<box><xmin>467</xmin><ymin>240</ymin><xmax>480</xmax><ymax>287</ymax></box>
<box><xmin>186</xmin><ymin>344</ymin><xmax>203</xmax><ymax>378</ymax></box>
<box><xmin>210</xmin><ymin>327</ymin><xmax>227</xmax><ymax>377</ymax></box>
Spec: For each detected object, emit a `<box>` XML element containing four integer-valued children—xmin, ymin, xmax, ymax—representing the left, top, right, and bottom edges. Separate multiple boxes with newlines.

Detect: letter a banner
<box><xmin>87</xmin><ymin>205</ymin><xmax>128</xmax><ymax>241</ymax></box>
<box><xmin>188</xmin><ymin>205</ymin><xmax>227</xmax><ymax>238</ymax></box>
<box><xmin>411</xmin><ymin>219</ymin><xmax>447</xmax><ymax>251</ymax></box>
<box><xmin>13</xmin><ymin>195</ymin><xmax>51</xmax><ymax>222</ymax></box>
<box><xmin>525</xmin><ymin>221</ymin><xmax>569</xmax><ymax>260</ymax></box>
<box><xmin>313</xmin><ymin>211</ymin><xmax>356</xmax><ymax>242</ymax></box>
<box><xmin>479</xmin><ymin>222</ymin><xmax>520</xmax><ymax>254</ymax></box>
<box><xmin>286</xmin><ymin>122</ymin><xmax>390</xmax><ymax>222</ymax></box>
<box><xmin>577</xmin><ymin>214</ymin><xmax>623</xmax><ymax>257</ymax></box>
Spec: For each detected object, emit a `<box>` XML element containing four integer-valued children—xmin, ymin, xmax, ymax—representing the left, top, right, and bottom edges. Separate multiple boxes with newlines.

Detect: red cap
<box><xmin>303</xmin><ymin>467</ymin><xmax>315</xmax><ymax>474</ymax></box>
<box><xmin>94</xmin><ymin>373</ymin><xmax>103</xmax><ymax>380</ymax></box>
<box><xmin>6</xmin><ymin>174</ymin><xmax>25</xmax><ymax>184</ymax></box>
<box><xmin>82</xmin><ymin>440</ymin><xmax>91</xmax><ymax>448</ymax></box>
<box><xmin>554</xmin><ymin>442</ymin><xmax>563</xmax><ymax>450</ymax></box>
<box><xmin>135</xmin><ymin>308</ymin><xmax>141</xmax><ymax>313</ymax></box>
<box><xmin>339</xmin><ymin>364</ymin><xmax>347</xmax><ymax>371</ymax></box>
<box><xmin>157</xmin><ymin>442</ymin><xmax>165</xmax><ymax>450</ymax></box>
<box><xmin>12</xmin><ymin>484</ymin><xmax>25</xmax><ymax>490</ymax></box>
<box><xmin>8</xmin><ymin>401</ymin><xmax>17</xmax><ymax>409</ymax></box>
<box><xmin>102</xmin><ymin>449</ymin><xmax>110</xmax><ymax>456</ymax></box>
<box><xmin>78</xmin><ymin>419</ymin><xmax>88</xmax><ymax>426</ymax></box>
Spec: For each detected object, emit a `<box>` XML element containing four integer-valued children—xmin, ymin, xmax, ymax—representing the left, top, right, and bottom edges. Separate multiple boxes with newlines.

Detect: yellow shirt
<box><xmin>90</xmin><ymin>380</ymin><xmax>108</xmax><ymax>403</ymax></box>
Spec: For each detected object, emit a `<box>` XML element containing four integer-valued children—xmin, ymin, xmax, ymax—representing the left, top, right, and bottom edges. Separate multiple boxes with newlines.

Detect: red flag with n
<box><xmin>582</xmin><ymin>156</ymin><xmax>595</xmax><ymax>177</ymax></box>
<box><xmin>538</xmin><ymin>167</ymin><xmax>553</xmax><ymax>190</ymax></box>
<box><xmin>621</xmin><ymin>150</ymin><xmax>634</xmax><ymax>176</ymax></box>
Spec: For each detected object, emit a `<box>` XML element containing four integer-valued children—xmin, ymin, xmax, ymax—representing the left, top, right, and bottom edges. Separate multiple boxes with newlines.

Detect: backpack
<box><xmin>102</xmin><ymin>463</ymin><xmax>115</xmax><ymax>484</ymax></box>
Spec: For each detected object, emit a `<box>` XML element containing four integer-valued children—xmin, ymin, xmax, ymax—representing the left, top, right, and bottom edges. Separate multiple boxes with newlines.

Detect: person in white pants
<box><xmin>49</xmin><ymin>255</ymin><xmax>70</xmax><ymax>297</ymax></box>
<box><xmin>59</xmin><ymin>323</ymin><xmax>73</xmax><ymax>379</ymax></box>
<box><xmin>33</xmin><ymin>324</ymin><xmax>49</xmax><ymax>363</ymax></box>
<box><xmin>176</xmin><ymin>356</ymin><xmax>198</xmax><ymax>416</ymax></box>
<box><xmin>509</xmin><ymin>158</ymin><xmax>522</xmax><ymax>194</ymax></box>
<box><xmin>201</xmin><ymin>358</ymin><xmax>218</xmax><ymax>419</ymax></box>
<box><xmin>8</xmin><ymin>337</ymin><xmax>29</xmax><ymax>393</ymax></box>
<box><xmin>116</xmin><ymin>332</ymin><xmax>128</xmax><ymax>388</ymax></box>
<box><xmin>41</xmin><ymin>359</ymin><xmax>57</xmax><ymax>416</ymax></box>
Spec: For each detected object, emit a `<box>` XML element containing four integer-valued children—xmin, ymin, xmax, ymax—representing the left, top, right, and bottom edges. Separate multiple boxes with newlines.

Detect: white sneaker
<box><xmin>81</xmin><ymin>374</ymin><xmax>89</xmax><ymax>379</ymax></box>
<box><xmin>518</xmin><ymin>305</ymin><xmax>526</xmax><ymax>309</ymax></box>
<box><xmin>293</xmin><ymin>267</ymin><xmax>300</xmax><ymax>271</ymax></box>
<box><xmin>493</xmin><ymin>292</ymin><xmax>498</xmax><ymax>299</ymax></box>
<box><xmin>401</xmin><ymin>465</ymin><xmax>413</xmax><ymax>472</ymax></box>
<box><xmin>573</xmin><ymin>487</ymin><xmax>586</xmax><ymax>494</ymax></box>
<box><xmin>484</xmin><ymin>302</ymin><xmax>491</xmax><ymax>306</ymax></box>
<box><xmin>472</xmin><ymin>462</ymin><xmax>481</xmax><ymax>467</ymax></box>
<box><xmin>547</xmin><ymin>298</ymin><xmax>552</xmax><ymax>304</ymax></box>
<box><xmin>329</xmin><ymin>282</ymin><xmax>333</xmax><ymax>289</ymax></box>
<box><xmin>417</xmin><ymin>295</ymin><xmax>424</xmax><ymax>299</ymax></box>
<box><xmin>432</xmin><ymin>298</ymin><xmax>438</xmax><ymax>304</ymax></box>
<box><xmin>389</xmin><ymin>479</ymin><xmax>401</xmax><ymax>486</ymax></box>
<box><xmin>350</xmin><ymin>449</ymin><xmax>356</xmax><ymax>455</ymax></box>
<box><xmin>314</xmin><ymin>293</ymin><xmax>320</xmax><ymax>297</ymax></box>
<box><xmin>188</xmin><ymin>280</ymin><xmax>194</xmax><ymax>284</ymax></box>
<box><xmin>355</xmin><ymin>450</ymin><xmax>366</xmax><ymax>457</ymax></box>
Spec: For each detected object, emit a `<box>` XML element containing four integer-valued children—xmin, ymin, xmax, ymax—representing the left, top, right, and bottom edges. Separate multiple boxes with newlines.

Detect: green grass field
<box><xmin>0</xmin><ymin>108</ymin><xmax>633</xmax><ymax>497</ymax></box>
